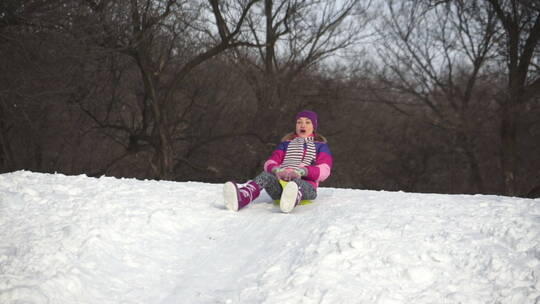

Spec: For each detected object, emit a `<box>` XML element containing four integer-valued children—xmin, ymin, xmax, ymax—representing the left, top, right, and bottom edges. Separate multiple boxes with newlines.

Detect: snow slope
<box><xmin>1</xmin><ymin>171</ymin><xmax>539</xmax><ymax>304</ymax></box>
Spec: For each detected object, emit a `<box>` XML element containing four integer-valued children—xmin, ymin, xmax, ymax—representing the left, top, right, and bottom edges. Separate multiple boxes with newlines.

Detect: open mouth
<box><xmin>300</xmin><ymin>129</ymin><xmax>306</xmax><ymax>134</ymax></box>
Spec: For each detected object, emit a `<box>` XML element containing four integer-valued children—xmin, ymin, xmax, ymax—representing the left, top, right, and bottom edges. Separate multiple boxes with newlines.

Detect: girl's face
<box><xmin>296</xmin><ymin>117</ymin><xmax>314</xmax><ymax>138</ymax></box>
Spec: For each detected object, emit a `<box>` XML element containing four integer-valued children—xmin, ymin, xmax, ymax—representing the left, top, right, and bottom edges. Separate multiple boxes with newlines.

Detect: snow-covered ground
<box><xmin>1</xmin><ymin>171</ymin><xmax>539</xmax><ymax>304</ymax></box>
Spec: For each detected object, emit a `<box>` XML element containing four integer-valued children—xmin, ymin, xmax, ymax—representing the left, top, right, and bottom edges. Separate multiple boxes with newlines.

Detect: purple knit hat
<box><xmin>295</xmin><ymin>110</ymin><xmax>318</xmax><ymax>131</ymax></box>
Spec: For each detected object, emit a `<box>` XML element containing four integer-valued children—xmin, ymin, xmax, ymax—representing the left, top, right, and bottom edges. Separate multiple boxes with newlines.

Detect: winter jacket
<box><xmin>264</xmin><ymin>133</ymin><xmax>333</xmax><ymax>189</ymax></box>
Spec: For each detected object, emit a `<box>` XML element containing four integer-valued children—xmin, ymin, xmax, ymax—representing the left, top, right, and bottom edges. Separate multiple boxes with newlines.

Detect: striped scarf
<box><xmin>281</xmin><ymin>136</ymin><xmax>316</xmax><ymax>169</ymax></box>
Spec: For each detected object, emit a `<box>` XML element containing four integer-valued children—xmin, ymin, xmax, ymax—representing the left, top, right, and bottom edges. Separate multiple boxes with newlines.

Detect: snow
<box><xmin>1</xmin><ymin>171</ymin><xmax>539</xmax><ymax>304</ymax></box>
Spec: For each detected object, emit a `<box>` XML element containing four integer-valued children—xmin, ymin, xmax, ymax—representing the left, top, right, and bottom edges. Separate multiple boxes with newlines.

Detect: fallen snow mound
<box><xmin>1</xmin><ymin>171</ymin><xmax>539</xmax><ymax>304</ymax></box>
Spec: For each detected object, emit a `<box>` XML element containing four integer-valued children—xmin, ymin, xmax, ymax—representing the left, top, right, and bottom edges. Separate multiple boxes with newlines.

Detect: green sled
<box><xmin>273</xmin><ymin>179</ymin><xmax>313</xmax><ymax>206</ymax></box>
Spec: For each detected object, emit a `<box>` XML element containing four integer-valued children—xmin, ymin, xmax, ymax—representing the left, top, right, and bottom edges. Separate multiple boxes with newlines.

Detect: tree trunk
<box><xmin>137</xmin><ymin>49</ymin><xmax>175</xmax><ymax>180</ymax></box>
<box><xmin>462</xmin><ymin>139</ymin><xmax>486</xmax><ymax>194</ymax></box>
<box><xmin>251</xmin><ymin>0</ymin><xmax>284</xmax><ymax>142</ymax></box>
<box><xmin>155</xmin><ymin>132</ymin><xmax>174</xmax><ymax>179</ymax></box>
<box><xmin>486</xmin><ymin>0</ymin><xmax>540</xmax><ymax>195</ymax></box>
<box><xmin>500</xmin><ymin>107</ymin><xmax>517</xmax><ymax>196</ymax></box>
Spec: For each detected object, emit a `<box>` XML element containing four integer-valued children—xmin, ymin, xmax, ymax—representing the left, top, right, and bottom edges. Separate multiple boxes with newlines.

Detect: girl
<box><xmin>224</xmin><ymin>110</ymin><xmax>333</xmax><ymax>213</ymax></box>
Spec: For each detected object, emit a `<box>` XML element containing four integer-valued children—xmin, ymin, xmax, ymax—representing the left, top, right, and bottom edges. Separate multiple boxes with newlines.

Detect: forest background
<box><xmin>1</xmin><ymin>0</ymin><xmax>539</xmax><ymax>197</ymax></box>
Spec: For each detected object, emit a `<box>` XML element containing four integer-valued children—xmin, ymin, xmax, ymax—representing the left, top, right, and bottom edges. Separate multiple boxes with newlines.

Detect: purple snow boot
<box><xmin>280</xmin><ymin>182</ymin><xmax>303</xmax><ymax>213</ymax></box>
<box><xmin>223</xmin><ymin>181</ymin><xmax>261</xmax><ymax>211</ymax></box>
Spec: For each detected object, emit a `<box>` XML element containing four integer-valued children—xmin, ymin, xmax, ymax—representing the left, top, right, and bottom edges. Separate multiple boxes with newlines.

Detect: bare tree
<box><xmin>371</xmin><ymin>0</ymin><xmax>500</xmax><ymax>193</ymax></box>
<box><xmin>74</xmin><ymin>0</ymin><xmax>261</xmax><ymax>179</ymax></box>
<box><xmin>484</xmin><ymin>0</ymin><xmax>540</xmax><ymax>196</ymax></box>
<box><xmin>233</xmin><ymin>0</ymin><xmax>372</xmax><ymax>142</ymax></box>
<box><xmin>0</xmin><ymin>0</ymin><xmax>87</xmax><ymax>173</ymax></box>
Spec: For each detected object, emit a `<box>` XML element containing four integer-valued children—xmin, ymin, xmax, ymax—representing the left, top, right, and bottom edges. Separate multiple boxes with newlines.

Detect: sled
<box><xmin>273</xmin><ymin>179</ymin><xmax>313</xmax><ymax>206</ymax></box>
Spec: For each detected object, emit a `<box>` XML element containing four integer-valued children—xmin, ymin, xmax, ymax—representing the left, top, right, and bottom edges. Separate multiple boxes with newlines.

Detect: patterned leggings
<box><xmin>253</xmin><ymin>171</ymin><xmax>317</xmax><ymax>200</ymax></box>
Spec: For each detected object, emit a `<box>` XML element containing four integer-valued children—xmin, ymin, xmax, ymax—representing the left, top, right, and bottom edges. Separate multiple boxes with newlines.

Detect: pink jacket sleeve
<box><xmin>264</xmin><ymin>150</ymin><xmax>285</xmax><ymax>173</ymax></box>
<box><xmin>304</xmin><ymin>148</ymin><xmax>333</xmax><ymax>183</ymax></box>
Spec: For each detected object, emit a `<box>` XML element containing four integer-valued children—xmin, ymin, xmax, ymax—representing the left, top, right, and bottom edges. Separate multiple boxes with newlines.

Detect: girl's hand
<box><xmin>294</xmin><ymin>167</ymin><xmax>307</xmax><ymax>177</ymax></box>
<box><xmin>274</xmin><ymin>168</ymin><xmax>300</xmax><ymax>181</ymax></box>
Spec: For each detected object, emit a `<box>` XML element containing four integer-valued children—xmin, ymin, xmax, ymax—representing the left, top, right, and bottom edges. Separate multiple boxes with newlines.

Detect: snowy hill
<box><xmin>1</xmin><ymin>171</ymin><xmax>539</xmax><ymax>304</ymax></box>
